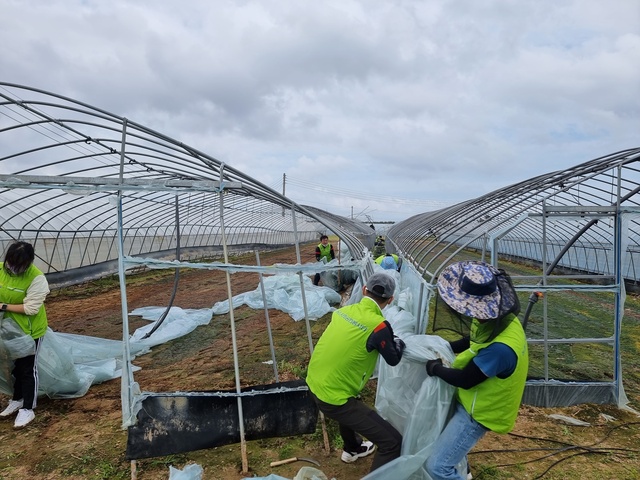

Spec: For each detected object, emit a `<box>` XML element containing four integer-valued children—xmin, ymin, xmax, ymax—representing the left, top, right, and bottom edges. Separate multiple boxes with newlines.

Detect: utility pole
<box><xmin>282</xmin><ymin>173</ymin><xmax>286</xmax><ymax>216</ymax></box>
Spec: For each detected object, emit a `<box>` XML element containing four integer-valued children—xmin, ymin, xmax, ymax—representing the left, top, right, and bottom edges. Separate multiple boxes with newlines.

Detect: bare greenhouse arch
<box><xmin>386</xmin><ymin>147</ymin><xmax>640</xmax><ymax>409</ymax></box>
<box><xmin>0</xmin><ymin>82</ymin><xmax>378</xmax><ymax>472</ymax></box>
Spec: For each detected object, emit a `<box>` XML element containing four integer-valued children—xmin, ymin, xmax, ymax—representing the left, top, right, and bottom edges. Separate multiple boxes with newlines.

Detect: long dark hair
<box><xmin>3</xmin><ymin>241</ymin><xmax>35</xmax><ymax>276</ymax></box>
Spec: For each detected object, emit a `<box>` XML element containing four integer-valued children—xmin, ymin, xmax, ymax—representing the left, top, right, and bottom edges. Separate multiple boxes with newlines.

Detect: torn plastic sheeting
<box><xmin>169</xmin><ymin>463</ymin><xmax>204</xmax><ymax>480</ymax></box>
<box><xmin>547</xmin><ymin>414</ymin><xmax>591</xmax><ymax>426</ymax></box>
<box><xmin>211</xmin><ymin>274</ymin><xmax>341</xmax><ymax>321</ymax></box>
<box><xmin>364</xmin><ymin>309</ymin><xmax>467</xmax><ymax>480</ymax></box>
<box><xmin>123</xmin><ymin>255</ymin><xmax>366</xmax><ymax>275</ymax></box>
<box><xmin>0</xmin><ymin>272</ymin><xmax>340</xmax><ymax>401</ymax></box>
<box><xmin>129</xmin><ymin>306</ymin><xmax>215</xmax><ymax>348</ymax></box>
<box><xmin>0</xmin><ymin>322</ymin><xmax>149</xmax><ymax>400</ymax></box>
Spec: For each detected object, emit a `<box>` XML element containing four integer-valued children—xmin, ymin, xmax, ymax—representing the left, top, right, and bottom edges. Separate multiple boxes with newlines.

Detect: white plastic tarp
<box><xmin>0</xmin><ymin>319</ymin><xmax>149</xmax><ymax>399</ymax></box>
<box><xmin>0</xmin><ymin>273</ymin><xmax>342</xmax><ymax>400</ymax></box>
<box><xmin>210</xmin><ymin>274</ymin><xmax>341</xmax><ymax>321</ymax></box>
<box><xmin>366</xmin><ymin>312</ymin><xmax>463</xmax><ymax>480</ymax></box>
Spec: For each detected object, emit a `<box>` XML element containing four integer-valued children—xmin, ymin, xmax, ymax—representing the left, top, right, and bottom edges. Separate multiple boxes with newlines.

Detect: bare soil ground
<box><xmin>0</xmin><ymin>245</ymin><xmax>638</xmax><ymax>480</ymax></box>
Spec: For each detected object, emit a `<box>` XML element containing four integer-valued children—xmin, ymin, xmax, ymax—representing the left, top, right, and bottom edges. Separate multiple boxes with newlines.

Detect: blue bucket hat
<box><xmin>437</xmin><ymin>261</ymin><xmax>502</xmax><ymax>320</ymax></box>
<box><xmin>379</xmin><ymin>256</ymin><xmax>397</xmax><ymax>270</ymax></box>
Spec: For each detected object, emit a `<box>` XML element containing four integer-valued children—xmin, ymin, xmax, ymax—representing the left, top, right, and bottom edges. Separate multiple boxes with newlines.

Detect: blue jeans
<box><xmin>426</xmin><ymin>401</ymin><xmax>488</xmax><ymax>480</ymax></box>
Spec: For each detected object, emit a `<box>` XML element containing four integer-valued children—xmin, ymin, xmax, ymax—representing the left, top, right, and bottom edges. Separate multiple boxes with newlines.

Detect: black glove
<box><xmin>426</xmin><ymin>358</ymin><xmax>443</xmax><ymax>376</ymax></box>
<box><xmin>394</xmin><ymin>337</ymin><xmax>406</xmax><ymax>355</ymax></box>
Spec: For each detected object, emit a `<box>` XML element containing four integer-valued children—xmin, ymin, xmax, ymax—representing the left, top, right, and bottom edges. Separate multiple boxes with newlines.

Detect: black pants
<box><xmin>311</xmin><ymin>391</ymin><xmax>402</xmax><ymax>472</ymax></box>
<box><xmin>11</xmin><ymin>337</ymin><xmax>42</xmax><ymax>410</ymax></box>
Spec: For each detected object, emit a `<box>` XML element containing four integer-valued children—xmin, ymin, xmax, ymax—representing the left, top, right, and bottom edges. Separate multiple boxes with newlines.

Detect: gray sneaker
<box><xmin>14</xmin><ymin>409</ymin><xmax>35</xmax><ymax>428</ymax></box>
<box><xmin>340</xmin><ymin>441</ymin><xmax>375</xmax><ymax>463</ymax></box>
<box><xmin>0</xmin><ymin>400</ymin><xmax>23</xmax><ymax>417</ymax></box>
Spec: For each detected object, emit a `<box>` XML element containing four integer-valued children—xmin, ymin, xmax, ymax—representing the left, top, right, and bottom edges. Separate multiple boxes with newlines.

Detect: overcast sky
<box><xmin>2</xmin><ymin>0</ymin><xmax>638</xmax><ymax>222</ymax></box>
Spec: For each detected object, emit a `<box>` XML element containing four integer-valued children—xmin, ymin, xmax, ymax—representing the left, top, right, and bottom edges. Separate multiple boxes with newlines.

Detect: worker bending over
<box><xmin>306</xmin><ymin>272</ymin><xmax>405</xmax><ymax>472</ymax></box>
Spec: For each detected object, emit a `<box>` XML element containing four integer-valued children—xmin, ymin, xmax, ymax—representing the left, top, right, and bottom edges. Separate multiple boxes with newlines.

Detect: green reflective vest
<box><xmin>0</xmin><ymin>263</ymin><xmax>49</xmax><ymax>339</ymax></box>
<box><xmin>453</xmin><ymin>315</ymin><xmax>528</xmax><ymax>433</ymax></box>
<box><xmin>375</xmin><ymin>254</ymin><xmax>398</xmax><ymax>265</ymax></box>
<box><xmin>317</xmin><ymin>243</ymin><xmax>333</xmax><ymax>262</ymax></box>
<box><xmin>306</xmin><ymin>297</ymin><xmax>383</xmax><ymax>405</ymax></box>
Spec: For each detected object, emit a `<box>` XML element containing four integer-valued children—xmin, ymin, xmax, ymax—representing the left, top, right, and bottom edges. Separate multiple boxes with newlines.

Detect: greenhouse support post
<box><xmin>219</xmin><ymin>164</ymin><xmax>248</xmax><ymax>474</ymax></box>
<box><xmin>255</xmin><ymin>251</ymin><xmax>279</xmax><ymax>382</ymax></box>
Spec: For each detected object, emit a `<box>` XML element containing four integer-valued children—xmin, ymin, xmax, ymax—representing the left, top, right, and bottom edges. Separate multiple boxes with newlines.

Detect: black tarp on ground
<box><xmin>126</xmin><ymin>380</ymin><xmax>318</xmax><ymax>459</ymax></box>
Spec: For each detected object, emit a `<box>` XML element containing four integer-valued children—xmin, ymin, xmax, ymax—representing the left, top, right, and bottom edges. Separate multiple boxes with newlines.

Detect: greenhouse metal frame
<box><xmin>1</xmin><ymin>82</ymin><xmax>638</xmax><ymax>472</ymax></box>
<box><xmin>0</xmin><ymin>82</ymin><xmax>377</xmax><ymax>471</ymax></box>
<box><xmin>387</xmin><ymin>147</ymin><xmax>640</xmax><ymax>409</ymax></box>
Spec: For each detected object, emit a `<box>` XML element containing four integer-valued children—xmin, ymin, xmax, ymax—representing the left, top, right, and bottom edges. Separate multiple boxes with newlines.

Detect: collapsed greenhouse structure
<box><xmin>1</xmin><ymin>83</ymin><xmax>638</xmax><ymax>475</ymax></box>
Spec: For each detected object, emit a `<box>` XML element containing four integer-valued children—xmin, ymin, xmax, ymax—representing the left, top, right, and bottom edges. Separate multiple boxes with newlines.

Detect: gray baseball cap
<box><xmin>366</xmin><ymin>272</ymin><xmax>396</xmax><ymax>299</ymax></box>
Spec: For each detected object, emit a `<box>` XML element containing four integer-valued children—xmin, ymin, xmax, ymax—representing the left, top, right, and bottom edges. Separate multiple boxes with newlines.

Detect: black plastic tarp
<box><xmin>126</xmin><ymin>380</ymin><xmax>318</xmax><ymax>459</ymax></box>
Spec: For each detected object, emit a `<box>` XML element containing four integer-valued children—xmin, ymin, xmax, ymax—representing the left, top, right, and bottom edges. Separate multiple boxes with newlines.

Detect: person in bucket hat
<box><xmin>424</xmin><ymin>261</ymin><xmax>528</xmax><ymax>480</ymax></box>
<box><xmin>306</xmin><ymin>272</ymin><xmax>406</xmax><ymax>472</ymax></box>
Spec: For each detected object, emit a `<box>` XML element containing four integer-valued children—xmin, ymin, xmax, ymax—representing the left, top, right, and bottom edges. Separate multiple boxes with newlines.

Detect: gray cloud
<box><xmin>1</xmin><ymin>0</ymin><xmax>638</xmax><ymax>221</ymax></box>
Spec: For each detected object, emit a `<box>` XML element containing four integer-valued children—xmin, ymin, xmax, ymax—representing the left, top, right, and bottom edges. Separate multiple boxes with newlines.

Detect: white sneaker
<box><xmin>14</xmin><ymin>409</ymin><xmax>35</xmax><ymax>428</ymax></box>
<box><xmin>341</xmin><ymin>440</ymin><xmax>375</xmax><ymax>463</ymax></box>
<box><xmin>0</xmin><ymin>400</ymin><xmax>23</xmax><ymax>417</ymax></box>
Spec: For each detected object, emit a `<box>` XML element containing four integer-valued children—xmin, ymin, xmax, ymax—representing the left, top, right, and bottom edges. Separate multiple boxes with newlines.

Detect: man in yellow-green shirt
<box><xmin>313</xmin><ymin>235</ymin><xmax>335</xmax><ymax>286</ymax></box>
<box><xmin>306</xmin><ymin>272</ymin><xmax>405</xmax><ymax>472</ymax></box>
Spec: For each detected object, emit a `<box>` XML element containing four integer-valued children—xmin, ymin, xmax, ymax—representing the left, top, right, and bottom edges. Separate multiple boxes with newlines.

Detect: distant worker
<box><xmin>375</xmin><ymin>253</ymin><xmax>400</xmax><ymax>271</ymax></box>
<box><xmin>372</xmin><ymin>236</ymin><xmax>386</xmax><ymax>258</ymax></box>
<box><xmin>313</xmin><ymin>235</ymin><xmax>335</xmax><ymax>286</ymax></box>
<box><xmin>0</xmin><ymin>241</ymin><xmax>50</xmax><ymax>428</ymax></box>
<box><xmin>306</xmin><ymin>272</ymin><xmax>405</xmax><ymax>472</ymax></box>
<box><xmin>424</xmin><ymin>261</ymin><xmax>528</xmax><ymax>480</ymax></box>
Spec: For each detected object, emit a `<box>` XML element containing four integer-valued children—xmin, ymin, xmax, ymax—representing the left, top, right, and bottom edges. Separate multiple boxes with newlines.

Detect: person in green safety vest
<box><xmin>306</xmin><ymin>272</ymin><xmax>406</xmax><ymax>473</ymax></box>
<box><xmin>313</xmin><ymin>235</ymin><xmax>335</xmax><ymax>286</ymax></box>
<box><xmin>0</xmin><ymin>241</ymin><xmax>51</xmax><ymax>429</ymax></box>
<box><xmin>424</xmin><ymin>261</ymin><xmax>528</xmax><ymax>480</ymax></box>
<box><xmin>375</xmin><ymin>252</ymin><xmax>400</xmax><ymax>271</ymax></box>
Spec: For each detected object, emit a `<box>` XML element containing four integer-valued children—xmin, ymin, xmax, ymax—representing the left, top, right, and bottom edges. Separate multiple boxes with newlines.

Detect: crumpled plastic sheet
<box><xmin>0</xmin><ymin>325</ymin><xmax>149</xmax><ymax>399</ymax></box>
<box><xmin>0</xmin><ymin>273</ymin><xmax>343</xmax><ymax>400</ymax></box>
<box><xmin>130</xmin><ymin>306</ymin><xmax>215</xmax><ymax>348</ymax></box>
<box><xmin>364</xmin><ymin>306</ymin><xmax>466</xmax><ymax>480</ymax></box>
<box><xmin>169</xmin><ymin>463</ymin><xmax>204</xmax><ymax>480</ymax></box>
<box><xmin>210</xmin><ymin>274</ymin><xmax>341</xmax><ymax>321</ymax></box>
